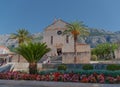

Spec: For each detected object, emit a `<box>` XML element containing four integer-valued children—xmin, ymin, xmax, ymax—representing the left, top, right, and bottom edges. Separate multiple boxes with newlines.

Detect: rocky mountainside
<box><xmin>0</xmin><ymin>33</ymin><xmax>43</xmax><ymax>49</ymax></box>
<box><xmin>83</xmin><ymin>29</ymin><xmax>120</xmax><ymax>47</ymax></box>
<box><xmin>0</xmin><ymin>29</ymin><xmax>120</xmax><ymax>48</ymax></box>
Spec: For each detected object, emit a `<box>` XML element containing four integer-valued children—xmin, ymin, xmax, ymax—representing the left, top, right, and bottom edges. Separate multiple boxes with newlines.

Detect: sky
<box><xmin>0</xmin><ymin>0</ymin><xmax>120</xmax><ymax>34</ymax></box>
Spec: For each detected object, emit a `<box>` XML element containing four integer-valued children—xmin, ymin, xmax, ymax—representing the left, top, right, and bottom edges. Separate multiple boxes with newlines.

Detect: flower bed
<box><xmin>0</xmin><ymin>71</ymin><xmax>120</xmax><ymax>84</ymax></box>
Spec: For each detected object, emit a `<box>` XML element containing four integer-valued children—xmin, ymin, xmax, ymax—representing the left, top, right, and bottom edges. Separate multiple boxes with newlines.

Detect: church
<box><xmin>43</xmin><ymin>19</ymin><xmax>91</xmax><ymax>64</ymax></box>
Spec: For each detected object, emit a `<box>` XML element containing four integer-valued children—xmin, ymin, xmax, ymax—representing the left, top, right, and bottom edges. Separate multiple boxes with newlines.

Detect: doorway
<box><xmin>57</xmin><ymin>48</ymin><xmax>62</xmax><ymax>56</ymax></box>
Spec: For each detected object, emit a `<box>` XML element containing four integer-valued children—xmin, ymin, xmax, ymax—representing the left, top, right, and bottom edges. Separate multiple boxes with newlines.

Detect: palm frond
<box><xmin>15</xmin><ymin>42</ymin><xmax>50</xmax><ymax>63</ymax></box>
<box><xmin>10</xmin><ymin>29</ymin><xmax>33</xmax><ymax>44</ymax></box>
<box><xmin>63</xmin><ymin>21</ymin><xmax>90</xmax><ymax>37</ymax></box>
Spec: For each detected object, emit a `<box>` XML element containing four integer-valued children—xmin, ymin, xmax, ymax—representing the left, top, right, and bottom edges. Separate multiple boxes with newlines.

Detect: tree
<box><xmin>92</xmin><ymin>43</ymin><xmax>118</xmax><ymax>60</ymax></box>
<box><xmin>10</xmin><ymin>29</ymin><xmax>32</xmax><ymax>62</ymax></box>
<box><xmin>63</xmin><ymin>21</ymin><xmax>89</xmax><ymax>63</ymax></box>
<box><xmin>15</xmin><ymin>42</ymin><xmax>50</xmax><ymax>74</ymax></box>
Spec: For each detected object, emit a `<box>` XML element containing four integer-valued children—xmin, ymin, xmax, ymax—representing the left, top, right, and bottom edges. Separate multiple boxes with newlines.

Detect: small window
<box><xmin>66</xmin><ymin>35</ymin><xmax>69</xmax><ymax>43</ymax></box>
<box><xmin>51</xmin><ymin>36</ymin><xmax>53</xmax><ymax>45</ymax></box>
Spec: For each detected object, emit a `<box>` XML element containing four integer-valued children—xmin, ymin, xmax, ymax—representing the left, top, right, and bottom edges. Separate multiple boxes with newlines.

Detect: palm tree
<box><xmin>63</xmin><ymin>21</ymin><xmax>89</xmax><ymax>63</ymax></box>
<box><xmin>10</xmin><ymin>29</ymin><xmax>32</xmax><ymax>44</ymax></box>
<box><xmin>10</xmin><ymin>29</ymin><xmax>32</xmax><ymax>62</ymax></box>
<box><xmin>15</xmin><ymin>42</ymin><xmax>50</xmax><ymax>74</ymax></box>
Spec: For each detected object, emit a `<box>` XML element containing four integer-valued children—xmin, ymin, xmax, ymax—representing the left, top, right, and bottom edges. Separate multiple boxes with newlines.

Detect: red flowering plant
<box><xmin>97</xmin><ymin>74</ymin><xmax>105</xmax><ymax>83</ymax></box>
<box><xmin>0</xmin><ymin>71</ymin><xmax>120</xmax><ymax>84</ymax></box>
<box><xmin>88</xmin><ymin>74</ymin><xmax>97</xmax><ymax>83</ymax></box>
<box><xmin>21</xmin><ymin>73</ymin><xmax>29</xmax><ymax>80</ymax></box>
<box><xmin>58</xmin><ymin>74</ymin><xmax>64</xmax><ymax>81</ymax></box>
<box><xmin>0</xmin><ymin>73</ymin><xmax>7</xmax><ymax>80</ymax></box>
<box><xmin>106</xmin><ymin>76</ymin><xmax>116</xmax><ymax>84</ymax></box>
<box><xmin>116</xmin><ymin>75</ymin><xmax>120</xmax><ymax>83</ymax></box>
<box><xmin>68</xmin><ymin>74</ymin><xmax>79</xmax><ymax>82</ymax></box>
<box><xmin>80</xmin><ymin>75</ymin><xmax>89</xmax><ymax>83</ymax></box>
<box><xmin>36</xmin><ymin>75</ymin><xmax>41</xmax><ymax>81</ymax></box>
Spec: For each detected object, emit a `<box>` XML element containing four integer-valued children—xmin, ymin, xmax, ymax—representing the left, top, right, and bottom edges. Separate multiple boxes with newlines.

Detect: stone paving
<box><xmin>0</xmin><ymin>80</ymin><xmax>120</xmax><ymax>87</ymax></box>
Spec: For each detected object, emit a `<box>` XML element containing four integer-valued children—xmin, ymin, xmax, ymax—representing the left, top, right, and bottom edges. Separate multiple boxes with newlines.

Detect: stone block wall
<box><xmin>11</xmin><ymin>54</ymin><xmax>27</xmax><ymax>63</ymax></box>
<box><xmin>13</xmin><ymin>63</ymin><xmax>42</xmax><ymax>72</ymax></box>
<box><xmin>62</xmin><ymin>52</ymin><xmax>90</xmax><ymax>64</ymax></box>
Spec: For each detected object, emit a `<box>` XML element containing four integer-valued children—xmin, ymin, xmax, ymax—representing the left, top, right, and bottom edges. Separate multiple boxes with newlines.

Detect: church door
<box><xmin>57</xmin><ymin>48</ymin><xmax>62</xmax><ymax>56</ymax></box>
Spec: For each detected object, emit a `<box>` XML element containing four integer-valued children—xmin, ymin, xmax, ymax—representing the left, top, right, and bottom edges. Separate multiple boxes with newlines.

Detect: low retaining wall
<box><xmin>13</xmin><ymin>63</ymin><xmax>42</xmax><ymax>72</ymax></box>
<box><xmin>11</xmin><ymin>63</ymin><xmax>120</xmax><ymax>71</ymax></box>
<box><xmin>42</xmin><ymin>63</ymin><xmax>120</xmax><ymax>70</ymax></box>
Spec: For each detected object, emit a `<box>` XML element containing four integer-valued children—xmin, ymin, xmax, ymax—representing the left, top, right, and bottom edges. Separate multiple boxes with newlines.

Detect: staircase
<box><xmin>39</xmin><ymin>55</ymin><xmax>62</xmax><ymax>64</ymax></box>
<box><xmin>50</xmin><ymin>55</ymin><xmax>62</xmax><ymax>64</ymax></box>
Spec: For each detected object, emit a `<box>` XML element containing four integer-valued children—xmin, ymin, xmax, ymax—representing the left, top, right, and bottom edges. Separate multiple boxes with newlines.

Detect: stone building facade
<box><xmin>43</xmin><ymin>19</ymin><xmax>91</xmax><ymax>64</ymax></box>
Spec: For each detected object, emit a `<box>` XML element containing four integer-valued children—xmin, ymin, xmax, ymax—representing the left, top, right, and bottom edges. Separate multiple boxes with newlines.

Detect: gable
<box><xmin>44</xmin><ymin>19</ymin><xmax>69</xmax><ymax>31</ymax></box>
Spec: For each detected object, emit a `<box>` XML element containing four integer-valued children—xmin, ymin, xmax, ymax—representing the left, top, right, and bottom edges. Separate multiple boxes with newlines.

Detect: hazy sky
<box><xmin>0</xmin><ymin>0</ymin><xmax>120</xmax><ymax>34</ymax></box>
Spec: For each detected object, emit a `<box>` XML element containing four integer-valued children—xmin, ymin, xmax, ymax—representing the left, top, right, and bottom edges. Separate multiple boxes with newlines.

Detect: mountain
<box><xmin>84</xmin><ymin>35</ymin><xmax>119</xmax><ymax>48</ymax></box>
<box><xmin>0</xmin><ymin>29</ymin><xmax>120</xmax><ymax>48</ymax></box>
<box><xmin>0</xmin><ymin>33</ymin><xmax>43</xmax><ymax>49</ymax></box>
<box><xmin>78</xmin><ymin>28</ymin><xmax>120</xmax><ymax>47</ymax></box>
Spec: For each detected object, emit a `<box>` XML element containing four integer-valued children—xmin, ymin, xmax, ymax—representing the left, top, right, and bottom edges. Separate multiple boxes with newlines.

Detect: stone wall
<box><xmin>62</xmin><ymin>52</ymin><xmax>90</xmax><ymax>64</ymax></box>
<box><xmin>11</xmin><ymin>54</ymin><xmax>27</xmax><ymax>63</ymax></box>
<box><xmin>62</xmin><ymin>44</ymin><xmax>91</xmax><ymax>64</ymax></box>
<box><xmin>13</xmin><ymin>63</ymin><xmax>42</xmax><ymax>72</ymax></box>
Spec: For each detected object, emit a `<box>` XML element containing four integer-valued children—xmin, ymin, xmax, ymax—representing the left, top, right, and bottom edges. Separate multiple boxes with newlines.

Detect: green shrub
<box><xmin>106</xmin><ymin>64</ymin><xmax>120</xmax><ymax>71</ymax></box>
<box><xmin>39</xmin><ymin>69</ymin><xmax>120</xmax><ymax>77</ymax></box>
<box><xmin>82</xmin><ymin>64</ymin><xmax>93</xmax><ymax>70</ymax></box>
<box><xmin>57</xmin><ymin>64</ymin><xmax>67</xmax><ymax>71</ymax></box>
<box><xmin>91</xmin><ymin>55</ymin><xmax>97</xmax><ymax>61</ymax></box>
